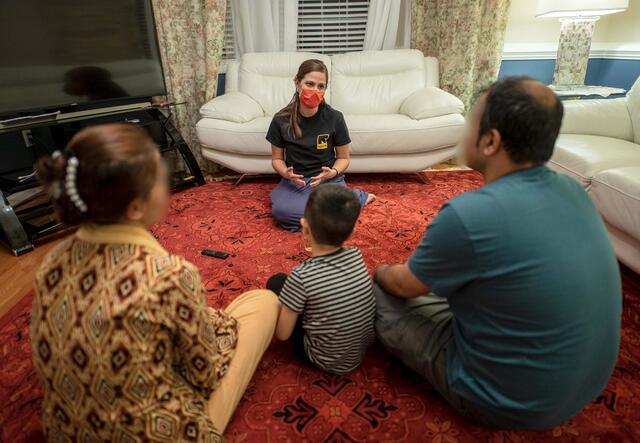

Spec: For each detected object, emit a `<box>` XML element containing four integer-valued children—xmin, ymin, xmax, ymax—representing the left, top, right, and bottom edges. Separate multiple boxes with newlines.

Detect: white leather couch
<box><xmin>196</xmin><ymin>49</ymin><xmax>465</xmax><ymax>174</ymax></box>
<box><xmin>549</xmin><ymin>77</ymin><xmax>640</xmax><ymax>273</ymax></box>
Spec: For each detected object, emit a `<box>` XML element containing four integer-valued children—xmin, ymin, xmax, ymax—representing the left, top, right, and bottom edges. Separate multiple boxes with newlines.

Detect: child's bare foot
<box><xmin>365</xmin><ymin>193</ymin><xmax>376</xmax><ymax>205</ymax></box>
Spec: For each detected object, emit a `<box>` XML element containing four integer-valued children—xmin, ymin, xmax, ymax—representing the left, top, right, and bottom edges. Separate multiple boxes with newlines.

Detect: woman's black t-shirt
<box><xmin>266</xmin><ymin>104</ymin><xmax>351</xmax><ymax>177</ymax></box>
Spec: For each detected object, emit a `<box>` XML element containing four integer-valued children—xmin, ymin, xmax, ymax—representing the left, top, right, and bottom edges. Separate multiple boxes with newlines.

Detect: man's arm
<box><xmin>375</xmin><ymin>263</ymin><xmax>430</xmax><ymax>298</ymax></box>
<box><xmin>376</xmin><ymin>204</ymin><xmax>478</xmax><ymax>301</ymax></box>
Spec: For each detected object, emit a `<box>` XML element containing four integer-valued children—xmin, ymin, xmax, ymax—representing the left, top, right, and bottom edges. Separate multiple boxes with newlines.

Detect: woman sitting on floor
<box><xmin>268</xmin><ymin>59</ymin><xmax>375</xmax><ymax>231</ymax></box>
<box><xmin>30</xmin><ymin>124</ymin><xmax>279</xmax><ymax>441</ymax></box>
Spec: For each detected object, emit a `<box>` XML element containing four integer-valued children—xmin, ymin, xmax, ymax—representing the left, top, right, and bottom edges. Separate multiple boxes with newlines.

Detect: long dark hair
<box><xmin>275</xmin><ymin>59</ymin><xmax>329</xmax><ymax>139</ymax></box>
<box><xmin>36</xmin><ymin>124</ymin><xmax>159</xmax><ymax>225</ymax></box>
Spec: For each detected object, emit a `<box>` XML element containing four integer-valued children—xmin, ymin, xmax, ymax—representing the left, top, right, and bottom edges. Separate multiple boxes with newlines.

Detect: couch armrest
<box><xmin>625</xmin><ymin>77</ymin><xmax>640</xmax><ymax>144</ymax></box>
<box><xmin>560</xmin><ymin>98</ymin><xmax>634</xmax><ymax>142</ymax></box>
<box><xmin>400</xmin><ymin>87</ymin><xmax>464</xmax><ymax>120</ymax></box>
<box><xmin>200</xmin><ymin>92</ymin><xmax>264</xmax><ymax>123</ymax></box>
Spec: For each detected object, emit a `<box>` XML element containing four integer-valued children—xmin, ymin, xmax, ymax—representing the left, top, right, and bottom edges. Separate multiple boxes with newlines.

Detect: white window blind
<box><xmin>297</xmin><ymin>0</ymin><xmax>370</xmax><ymax>54</ymax></box>
<box><xmin>222</xmin><ymin>0</ymin><xmax>235</xmax><ymax>59</ymax></box>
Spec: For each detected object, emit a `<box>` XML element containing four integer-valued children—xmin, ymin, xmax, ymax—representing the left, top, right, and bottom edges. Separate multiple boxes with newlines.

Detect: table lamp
<box><xmin>536</xmin><ymin>0</ymin><xmax>628</xmax><ymax>86</ymax></box>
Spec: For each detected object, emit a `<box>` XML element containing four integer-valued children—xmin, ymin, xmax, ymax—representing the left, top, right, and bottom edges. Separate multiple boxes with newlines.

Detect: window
<box><xmin>222</xmin><ymin>0</ymin><xmax>235</xmax><ymax>59</ymax></box>
<box><xmin>297</xmin><ymin>0</ymin><xmax>370</xmax><ymax>55</ymax></box>
<box><xmin>222</xmin><ymin>0</ymin><xmax>371</xmax><ymax>58</ymax></box>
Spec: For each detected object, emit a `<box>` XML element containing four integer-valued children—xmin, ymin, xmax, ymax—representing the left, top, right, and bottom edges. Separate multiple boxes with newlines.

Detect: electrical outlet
<box><xmin>22</xmin><ymin>129</ymin><xmax>35</xmax><ymax>148</ymax></box>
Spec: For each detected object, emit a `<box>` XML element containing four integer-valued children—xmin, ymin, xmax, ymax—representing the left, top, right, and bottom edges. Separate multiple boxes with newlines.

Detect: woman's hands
<box><xmin>310</xmin><ymin>166</ymin><xmax>338</xmax><ymax>187</ymax></box>
<box><xmin>272</xmin><ymin>144</ymin><xmax>351</xmax><ymax>188</ymax></box>
<box><xmin>285</xmin><ymin>166</ymin><xmax>306</xmax><ymax>187</ymax></box>
<box><xmin>272</xmin><ymin>145</ymin><xmax>305</xmax><ymax>187</ymax></box>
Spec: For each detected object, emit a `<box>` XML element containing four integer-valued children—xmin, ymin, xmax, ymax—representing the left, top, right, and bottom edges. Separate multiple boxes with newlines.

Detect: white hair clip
<box><xmin>64</xmin><ymin>156</ymin><xmax>88</xmax><ymax>213</ymax></box>
<box><xmin>50</xmin><ymin>182</ymin><xmax>62</xmax><ymax>200</ymax></box>
<box><xmin>48</xmin><ymin>151</ymin><xmax>63</xmax><ymax>200</ymax></box>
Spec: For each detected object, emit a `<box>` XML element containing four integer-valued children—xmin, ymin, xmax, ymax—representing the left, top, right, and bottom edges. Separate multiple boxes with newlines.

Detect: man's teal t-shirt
<box><xmin>408</xmin><ymin>166</ymin><xmax>621</xmax><ymax>428</ymax></box>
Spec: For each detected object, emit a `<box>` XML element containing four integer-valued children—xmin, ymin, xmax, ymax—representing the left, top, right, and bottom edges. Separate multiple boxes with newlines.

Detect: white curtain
<box><xmin>363</xmin><ymin>0</ymin><xmax>411</xmax><ymax>50</ymax></box>
<box><xmin>231</xmin><ymin>0</ymin><xmax>298</xmax><ymax>56</ymax></box>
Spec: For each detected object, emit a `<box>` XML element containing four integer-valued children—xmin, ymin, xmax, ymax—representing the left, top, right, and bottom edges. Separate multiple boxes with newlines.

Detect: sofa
<box><xmin>549</xmin><ymin>77</ymin><xmax>640</xmax><ymax>273</ymax></box>
<box><xmin>196</xmin><ymin>49</ymin><xmax>465</xmax><ymax>175</ymax></box>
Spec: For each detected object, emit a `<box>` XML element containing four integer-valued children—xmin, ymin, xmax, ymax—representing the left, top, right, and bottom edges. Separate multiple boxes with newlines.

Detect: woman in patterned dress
<box><xmin>30</xmin><ymin>124</ymin><xmax>279</xmax><ymax>442</ymax></box>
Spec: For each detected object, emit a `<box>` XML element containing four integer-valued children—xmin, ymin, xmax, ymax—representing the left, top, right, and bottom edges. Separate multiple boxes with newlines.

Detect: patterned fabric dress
<box><xmin>30</xmin><ymin>224</ymin><xmax>238</xmax><ymax>442</ymax></box>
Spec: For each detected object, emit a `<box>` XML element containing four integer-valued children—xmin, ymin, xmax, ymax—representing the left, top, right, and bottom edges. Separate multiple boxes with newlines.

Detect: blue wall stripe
<box><xmin>217</xmin><ymin>73</ymin><xmax>226</xmax><ymax>97</ymax></box>
<box><xmin>499</xmin><ymin>59</ymin><xmax>556</xmax><ymax>85</ymax></box>
<box><xmin>584</xmin><ymin>59</ymin><xmax>640</xmax><ymax>90</ymax></box>
<box><xmin>499</xmin><ymin>58</ymin><xmax>640</xmax><ymax>91</ymax></box>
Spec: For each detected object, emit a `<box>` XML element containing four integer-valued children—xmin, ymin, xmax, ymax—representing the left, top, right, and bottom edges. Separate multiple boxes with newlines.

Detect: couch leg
<box><xmin>415</xmin><ymin>172</ymin><xmax>430</xmax><ymax>184</ymax></box>
<box><xmin>233</xmin><ymin>174</ymin><xmax>248</xmax><ymax>187</ymax></box>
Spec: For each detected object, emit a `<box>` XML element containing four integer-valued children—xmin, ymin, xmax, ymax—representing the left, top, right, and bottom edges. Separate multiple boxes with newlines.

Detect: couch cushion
<box><xmin>346</xmin><ymin>114</ymin><xmax>464</xmax><ymax>155</ymax></box>
<box><xmin>549</xmin><ymin>134</ymin><xmax>640</xmax><ymax>187</ymax></box>
<box><xmin>399</xmin><ymin>87</ymin><xmax>464</xmax><ymax>120</ymax></box>
<box><xmin>560</xmin><ymin>98</ymin><xmax>634</xmax><ymax>142</ymax></box>
<box><xmin>200</xmin><ymin>92</ymin><xmax>264</xmax><ymax>123</ymax></box>
<box><xmin>627</xmin><ymin>76</ymin><xmax>640</xmax><ymax>144</ymax></box>
<box><xmin>238</xmin><ymin>52</ymin><xmax>331</xmax><ymax>116</ymax></box>
<box><xmin>591</xmin><ymin>166</ymin><xmax>640</xmax><ymax>241</ymax></box>
<box><xmin>330</xmin><ymin>49</ymin><xmax>426</xmax><ymax>115</ymax></box>
<box><xmin>197</xmin><ymin>116</ymin><xmax>272</xmax><ymax>156</ymax></box>
<box><xmin>197</xmin><ymin>113</ymin><xmax>465</xmax><ymax>157</ymax></box>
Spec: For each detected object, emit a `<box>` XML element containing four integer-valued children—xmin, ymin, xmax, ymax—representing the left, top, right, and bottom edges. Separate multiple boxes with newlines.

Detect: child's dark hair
<box><xmin>304</xmin><ymin>184</ymin><xmax>361</xmax><ymax>247</ymax></box>
<box><xmin>36</xmin><ymin>123</ymin><xmax>159</xmax><ymax>225</ymax></box>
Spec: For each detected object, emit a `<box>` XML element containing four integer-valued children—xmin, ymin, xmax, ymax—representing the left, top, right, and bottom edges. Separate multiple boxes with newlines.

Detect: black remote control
<box><xmin>201</xmin><ymin>249</ymin><xmax>230</xmax><ymax>259</ymax></box>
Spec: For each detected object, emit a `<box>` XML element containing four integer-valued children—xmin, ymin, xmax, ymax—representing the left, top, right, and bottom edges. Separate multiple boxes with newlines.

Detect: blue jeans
<box><xmin>270</xmin><ymin>174</ymin><xmax>368</xmax><ymax>231</ymax></box>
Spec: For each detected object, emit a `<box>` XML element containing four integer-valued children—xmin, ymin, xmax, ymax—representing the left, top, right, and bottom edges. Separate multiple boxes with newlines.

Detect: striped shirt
<box><xmin>280</xmin><ymin>247</ymin><xmax>375</xmax><ymax>374</ymax></box>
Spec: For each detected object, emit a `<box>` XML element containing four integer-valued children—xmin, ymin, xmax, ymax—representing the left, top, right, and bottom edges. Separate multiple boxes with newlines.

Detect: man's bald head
<box><xmin>476</xmin><ymin>77</ymin><xmax>563</xmax><ymax>164</ymax></box>
<box><xmin>519</xmin><ymin>78</ymin><xmax>558</xmax><ymax>105</ymax></box>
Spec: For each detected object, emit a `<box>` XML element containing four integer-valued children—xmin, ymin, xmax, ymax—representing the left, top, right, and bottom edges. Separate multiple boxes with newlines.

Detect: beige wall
<box><xmin>504</xmin><ymin>0</ymin><xmax>560</xmax><ymax>48</ymax></box>
<box><xmin>504</xmin><ymin>0</ymin><xmax>640</xmax><ymax>52</ymax></box>
<box><xmin>595</xmin><ymin>0</ymin><xmax>640</xmax><ymax>44</ymax></box>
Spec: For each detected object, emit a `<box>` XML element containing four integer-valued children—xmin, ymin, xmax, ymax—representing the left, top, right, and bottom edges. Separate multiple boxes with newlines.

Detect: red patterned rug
<box><xmin>1</xmin><ymin>172</ymin><xmax>639</xmax><ymax>443</ymax></box>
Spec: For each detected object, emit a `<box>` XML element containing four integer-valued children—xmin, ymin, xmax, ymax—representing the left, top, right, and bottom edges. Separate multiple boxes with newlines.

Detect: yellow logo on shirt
<box><xmin>317</xmin><ymin>134</ymin><xmax>329</xmax><ymax>150</ymax></box>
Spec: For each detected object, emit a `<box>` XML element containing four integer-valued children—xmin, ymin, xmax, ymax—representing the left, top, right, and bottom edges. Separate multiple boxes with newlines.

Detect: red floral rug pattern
<box><xmin>1</xmin><ymin>172</ymin><xmax>639</xmax><ymax>443</ymax></box>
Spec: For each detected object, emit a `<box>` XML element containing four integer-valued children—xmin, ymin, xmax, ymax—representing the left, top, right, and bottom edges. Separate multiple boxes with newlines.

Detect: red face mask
<box><xmin>299</xmin><ymin>88</ymin><xmax>324</xmax><ymax>108</ymax></box>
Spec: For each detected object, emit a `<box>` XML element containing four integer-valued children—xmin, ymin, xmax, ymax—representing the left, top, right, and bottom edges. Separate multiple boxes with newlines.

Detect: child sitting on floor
<box><xmin>267</xmin><ymin>184</ymin><xmax>375</xmax><ymax>374</ymax></box>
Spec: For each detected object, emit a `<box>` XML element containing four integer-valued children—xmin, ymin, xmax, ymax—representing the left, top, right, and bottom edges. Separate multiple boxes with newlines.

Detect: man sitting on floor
<box><xmin>373</xmin><ymin>77</ymin><xmax>622</xmax><ymax>429</ymax></box>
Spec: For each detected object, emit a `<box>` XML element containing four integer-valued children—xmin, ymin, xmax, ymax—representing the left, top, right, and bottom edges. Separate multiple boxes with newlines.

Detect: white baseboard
<box><xmin>503</xmin><ymin>43</ymin><xmax>640</xmax><ymax>60</ymax></box>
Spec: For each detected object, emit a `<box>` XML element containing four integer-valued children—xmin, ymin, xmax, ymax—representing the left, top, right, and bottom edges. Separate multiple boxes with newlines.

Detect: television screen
<box><xmin>0</xmin><ymin>0</ymin><xmax>166</xmax><ymax>117</ymax></box>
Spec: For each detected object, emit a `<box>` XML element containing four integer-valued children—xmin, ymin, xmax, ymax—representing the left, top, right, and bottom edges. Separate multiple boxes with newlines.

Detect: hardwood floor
<box><xmin>0</xmin><ymin>237</ymin><xmax>66</xmax><ymax>318</ymax></box>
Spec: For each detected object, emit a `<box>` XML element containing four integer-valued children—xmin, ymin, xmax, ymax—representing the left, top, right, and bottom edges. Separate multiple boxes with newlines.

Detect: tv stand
<box><xmin>0</xmin><ymin>105</ymin><xmax>205</xmax><ymax>255</ymax></box>
<box><xmin>0</xmin><ymin>189</ymin><xmax>34</xmax><ymax>255</ymax></box>
<box><xmin>0</xmin><ymin>110</ymin><xmax>61</xmax><ymax>129</ymax></box>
